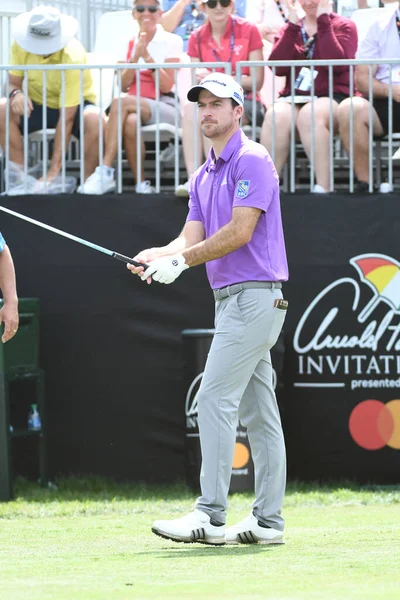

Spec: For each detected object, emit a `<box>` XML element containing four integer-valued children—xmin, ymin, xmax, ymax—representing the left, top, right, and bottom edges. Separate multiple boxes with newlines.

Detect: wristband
<box><xmin>9</xmin><ymin>89</ymin><xmax>23</xmax><ymax>101</ymax></box>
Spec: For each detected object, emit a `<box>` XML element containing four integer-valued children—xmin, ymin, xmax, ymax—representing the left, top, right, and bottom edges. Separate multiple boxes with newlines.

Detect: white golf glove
<box><xmin>141</xmin><ymin>254</ymin><xmax>189</xmax><ymax>284</ymax></box>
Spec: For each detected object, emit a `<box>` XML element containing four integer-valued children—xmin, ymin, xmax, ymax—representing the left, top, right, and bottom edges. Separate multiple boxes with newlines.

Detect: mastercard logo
<box><xmin>349</xmin><ymin>399</ymin><xmax>400</xmax><ymax>450</ymax></box>
<box><xmin>232</xmin><ymin>442</ymin><xmax>250</xmax><ymax>469</ymax></box>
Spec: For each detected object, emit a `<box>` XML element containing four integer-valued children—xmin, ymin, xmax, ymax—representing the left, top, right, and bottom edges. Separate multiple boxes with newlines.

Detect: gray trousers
<box><xmin>195</xmin><ymin>287</ymin><xmax>287</xmax><ymax>530</ymax></box>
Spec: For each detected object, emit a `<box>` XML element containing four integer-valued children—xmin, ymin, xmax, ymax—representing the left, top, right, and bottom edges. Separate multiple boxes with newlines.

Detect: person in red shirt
<box><xmin>79</xmin><ymin>0</ymin><xmax>182</xmax><ymax>195</ymax></box>
<box><xmin>175</xmin><ymin>0</ymin><xmax>265</xmax><ymax>197</ymax></box>
<box><xmin>259</xmin><ymin>0</ymin><xmax>358</xmax><ymax>193</ymax></box>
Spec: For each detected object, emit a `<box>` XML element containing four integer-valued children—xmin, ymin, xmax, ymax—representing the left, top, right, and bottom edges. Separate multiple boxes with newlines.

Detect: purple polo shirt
<box><xmin>186</xmin><ymin>129</ymin><xmax>289</xmax><ymax>290</ymax></box>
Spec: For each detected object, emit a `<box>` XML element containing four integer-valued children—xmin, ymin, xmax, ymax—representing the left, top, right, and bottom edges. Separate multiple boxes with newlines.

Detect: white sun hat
<box><xmin>12</xmin><ymin>6</ymin><xmax>78</xmax><ymax>55</ymax></box>
<box><xmin>187</xmin><ymin>72</ymin><xmax>244</xmax><ymax>106</ymax></box>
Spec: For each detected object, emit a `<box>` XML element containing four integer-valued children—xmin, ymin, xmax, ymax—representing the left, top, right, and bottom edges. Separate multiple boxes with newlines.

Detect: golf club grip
<box><xmin>112</xmin><ymin>252</ymin><xmax>150</xmax><ymax>270</ymax></box>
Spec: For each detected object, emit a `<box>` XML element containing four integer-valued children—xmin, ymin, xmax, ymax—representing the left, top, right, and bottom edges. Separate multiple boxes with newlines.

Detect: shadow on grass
<box><xmin>135</xmin><ymin>544</ymin><xmax>284</xmax><ymax>558</ymax></box>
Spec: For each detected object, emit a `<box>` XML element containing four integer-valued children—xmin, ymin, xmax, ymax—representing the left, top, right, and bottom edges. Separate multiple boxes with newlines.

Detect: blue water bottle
<box><xmin>28</xmin><ymin>404</ymin><xmax>42</xmax><ymax>431</ymax></box>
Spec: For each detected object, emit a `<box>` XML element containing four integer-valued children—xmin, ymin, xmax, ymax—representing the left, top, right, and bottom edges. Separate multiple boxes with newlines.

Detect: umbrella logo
<box><xmin>350</xmin><ymin>254</ymin><xmax>400</xmax><ymax>323</ymax></box>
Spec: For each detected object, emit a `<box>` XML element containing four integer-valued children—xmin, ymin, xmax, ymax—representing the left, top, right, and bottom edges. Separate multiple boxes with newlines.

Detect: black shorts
<box><xmin>17</xmin><ymin>100</ymin><xmax>95</xmax><ymax>140</ymax></box>
<box><xmin>331</xmin><ymin>93</ymin><xmax>348</xmax><ymax>105</ymax></box>
<box><xmin>373</xmin><ymin>97</ymin><xmax>400</xmax><ymax>137</ymax></box>
<box><xmin>243</xmin><ymin>98</ymin><xmax>266</xmax><ymax>127</ymax></box>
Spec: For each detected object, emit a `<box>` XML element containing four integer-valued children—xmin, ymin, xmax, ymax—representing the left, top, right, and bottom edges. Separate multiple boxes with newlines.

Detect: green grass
<box><xmin>1</xmin><ymin>478</ymin><xmax>400</xmax><ymax>600</ymax></box>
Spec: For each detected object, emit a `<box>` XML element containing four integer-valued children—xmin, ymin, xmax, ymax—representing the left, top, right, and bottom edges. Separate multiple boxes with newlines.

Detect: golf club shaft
<box><xmin>0</xmin><ymin>205</ymin><xmax>149</xmax><ymax>269</ymax></box>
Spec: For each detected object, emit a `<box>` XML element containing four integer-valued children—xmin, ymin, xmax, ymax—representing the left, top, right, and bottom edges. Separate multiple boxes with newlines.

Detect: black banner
<box><xmin>1</xmin><ymin>193</ymin><xmax>399</xmax><ymax>483</ymax></box>
<box><xmin>281</xmin><ymin>194</ymin><xmax>400</xmax><ymax>483</ymax></box>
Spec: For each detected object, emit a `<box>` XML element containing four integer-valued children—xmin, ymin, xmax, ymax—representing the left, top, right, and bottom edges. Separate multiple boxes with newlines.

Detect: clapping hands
<box><xmin>287</xmin><ymin>0</ymin><xmax>300</xmax><ymax>25</ymax></box>
<box><xmin>132</xmin><ymin>32</ymin><xmax>149</xmax><ymax>62</ymax></box>
<box><xmin>316</xmin><ymin>0</ymin><xmax>333</xmax><ymax>18</ymax></box>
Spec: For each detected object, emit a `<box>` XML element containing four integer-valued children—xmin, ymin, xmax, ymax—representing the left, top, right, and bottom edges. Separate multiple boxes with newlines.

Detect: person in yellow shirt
<box><xmin>0</xmin><ymin>6</ymin><xmax>103</xmax><ymax>187</ymax></box>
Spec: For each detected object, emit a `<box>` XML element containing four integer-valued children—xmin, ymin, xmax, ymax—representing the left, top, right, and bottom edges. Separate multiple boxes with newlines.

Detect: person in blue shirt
<box><xmin>161</xmin><ymin>0</ymin><xmax>247</xmax><ymax>51</ymax></box>
<box><xmin>0</xmin><ymin>232</ymin><xmax>19</xmax><ymax>342</ymax></box>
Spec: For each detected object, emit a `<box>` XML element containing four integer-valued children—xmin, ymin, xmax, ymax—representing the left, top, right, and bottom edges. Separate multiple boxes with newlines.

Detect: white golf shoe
<box><xmin>152</xmin><ymin>509</ymin><xmax>225</xmax><ymax>545</ymax></box>
<box><xmin>225</xmin><ymin>513</ymin><xmax>284</xmax><ymax>545</ymax></box>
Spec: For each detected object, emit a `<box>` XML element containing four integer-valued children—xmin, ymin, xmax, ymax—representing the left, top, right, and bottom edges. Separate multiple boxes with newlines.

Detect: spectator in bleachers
<box><xmin>245</xmin><ymin>0</ymin><xmax>305</xmax><ymax>108</ymax></box>
<box><xmin>161</xmin><ymin>1</ymin><xmax>205</xmax><ymax>51</ymax></box>
<box><xmin>79</xmin><ymin>0</ymin><xmax>183</xmax><ymax>195</ymax></box>
<box><xmin>259</xmin><ymin>0</ymin><xmax>358</xmax><ymax>193</ymax></box>
<box><xmin>338</xmin><ymin>3</ymin><xmax>400</xmax><ymax>192</ymax></box>
<box><xmin>246</xmin><ymin>0</ymin><xmax>293</xmax><ymax>42</ymax></box>
<box><xmin>175</xmin><ymin>0</ymin><xmax>265</xmax><ymax>197</ymax></box>
<box><xmin>161</xmin><ymin>1</ymin><xmax>247</xmax><ymax>50</ymax></box>
<box><xmin>0</xmin><ymin>6</ymin><xmax>102</xmax><ymax>189</ymax></box>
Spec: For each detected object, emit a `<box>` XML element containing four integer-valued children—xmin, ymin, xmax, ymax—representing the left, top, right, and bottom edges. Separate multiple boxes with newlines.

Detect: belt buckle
<box><xmin>219</xmin><ymin>287</ymin><xmax>227</xmax><ymax>299</ymax></box>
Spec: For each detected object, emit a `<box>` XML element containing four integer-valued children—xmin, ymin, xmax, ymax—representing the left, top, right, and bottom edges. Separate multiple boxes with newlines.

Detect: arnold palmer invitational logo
<box><xmin>293</xmin><ymin>253</ymin><xmax>400</xmax><ymax>392</ymax></box>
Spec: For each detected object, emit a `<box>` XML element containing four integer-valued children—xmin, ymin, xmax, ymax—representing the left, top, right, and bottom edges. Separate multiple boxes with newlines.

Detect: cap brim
<box><xmin>187</xmin><ymin>82</ymin><xmax>233</xmax><ymax>103</ymax></box>
<box><xmin>12</xmin><ymin>12</ymin><xmax>78</xmax><ymax>55</ymax></box>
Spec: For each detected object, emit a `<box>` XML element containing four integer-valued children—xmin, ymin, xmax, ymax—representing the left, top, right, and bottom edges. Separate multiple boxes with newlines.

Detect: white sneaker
<box><xmin>135</xmin><ymin>180</ymin><xmax>155</xmax><ymax>194</ymax></box>
<box><xmin>175</xmin><ymin>181</ymin><xmax>190</xmax><ymax>197</ymax></box>
<box><xmin>225</xmin><ymin>513</ymin><xmax>284</xmax><ymax>545</ymax></box>
<box><xmin>152</xmin><ymin>509</ymin><xmax>225</xmax><ymax>545</ymax></box>
<box><xmin>77</xmin><ymin>166</ymin><xmax>115</xmax><ymax>194</ymax></box>
<box><xmin>379</xmin><ymin>182</ymin><xmax>393</xmax><ymax>193</ymax></box>
<box><xmin>313</xmin><ymin>184</ymin><xmax>327</xmax><ymax>194</ymax></box>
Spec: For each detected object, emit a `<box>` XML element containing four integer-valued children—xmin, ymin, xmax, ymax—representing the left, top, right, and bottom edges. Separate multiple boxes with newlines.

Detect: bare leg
<box><xmin>338</xmin><ymin>97</ymin><xmax>384</xmax><ymax>183</ymax></box>
<box><xmin>0</xmin><ymin>98</ymin><xmax>24</xmax><ymax>165</ymax></box>
<box><xmin>123</xmin><ymin>113</ymin><xmax>146</xmax><ymax>183</ymax></box>
<box><xmin>260</xmin><ymin>102</ymin><xmax>298</xmax><ymax>176</ymax></box>
<box><xmin>82</xmin><ymin>107</ymin><xmax>105</xmax><ymax>180</ymax></box>
<box><xmin>296</xmin><ymin>98</ymin><xmax>339</xmax><ymax>191</ymax></box>
<box><xmin>103</xmin><ymin>95</ymin><xmax>151</xmax><ymax>168</ymax></box>
<box><xmin>182</xmin><ymin>100</ymin><xmax>204</xmax><ymax>180</ymax></box>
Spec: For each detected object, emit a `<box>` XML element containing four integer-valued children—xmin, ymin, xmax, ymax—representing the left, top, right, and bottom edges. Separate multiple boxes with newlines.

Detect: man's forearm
<box><xmin>7</xmin><ymin>76</ymin><xmax>24</xmax><ymax>96</ymax></box>
<box><xmin>154</xmin><ymin>228</ymin><xmax>203</xmax><ymax>258</ymax></box>
<box><xmin>183</xmin><ymin>222</ymin><xmax>249</xmax><ymax>267</ymax></box>
<box><xmin>0</xmin><ymin>246</ymin><xmax>18</xmax><ymax>305</ymax></box>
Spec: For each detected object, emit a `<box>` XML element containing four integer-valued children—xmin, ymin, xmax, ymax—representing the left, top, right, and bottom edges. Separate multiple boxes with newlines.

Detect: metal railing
<box><xmin>0</xmin><ymin>61</ymin><xmax>224</xmax><ymax>194</ymax></box>
<box><xmin>1</xmin><ymin>58</ymin><xmax>400</xmax><ymax>195</ymax></box>
<box><xmin>238</xmin><ymin>57</ymin><xmax>400</xmax><ymax>193</ymax></box>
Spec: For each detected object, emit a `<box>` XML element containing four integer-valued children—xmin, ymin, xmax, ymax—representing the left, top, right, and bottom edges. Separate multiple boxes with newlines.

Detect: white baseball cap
<box><xmin>12</xmin><ymin>6</ymin><xmax>78</xmax><ymax>55</ymax></box>
<box><xmin>187</xmin><ymin>72</ymin><xmax>245</xmax><ymax>106</ymax></box>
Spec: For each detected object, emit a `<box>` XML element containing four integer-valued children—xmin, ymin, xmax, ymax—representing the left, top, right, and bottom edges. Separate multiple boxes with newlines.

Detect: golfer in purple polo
<box><xmin>128</xmin><ymin>72</ymin><xmax>289</xmax><ymax>546</ymax></box>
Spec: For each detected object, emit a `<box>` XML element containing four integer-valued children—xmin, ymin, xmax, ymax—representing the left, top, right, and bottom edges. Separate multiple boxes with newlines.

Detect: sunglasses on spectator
<box><xmin>205</xmin><ymin>0</ymin><xmax>232</xmax><ymax>9</ymax></box>
<box><xmin>133</xmin><ymin>5</ymin><xmax>160</xmax><ymax>13</ymax></box>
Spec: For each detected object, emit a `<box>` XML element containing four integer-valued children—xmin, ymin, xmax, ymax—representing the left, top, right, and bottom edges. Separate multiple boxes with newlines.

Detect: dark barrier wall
<box><xmin>1</xmin><ymin>195</ymin><xmax>212</xmax><ymax>483</ymax></box>
<box><xmin>1</xmin><ymin>193</ymin><xmax>400</xmax><ymax>483</ymax></box>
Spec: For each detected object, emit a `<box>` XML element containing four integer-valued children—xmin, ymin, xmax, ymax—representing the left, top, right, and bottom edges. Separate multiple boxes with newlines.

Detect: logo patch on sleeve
<box><xmin>236</xmin><ymin>180</ymin><xmax>250</xmax><ymax>198</ymax></box>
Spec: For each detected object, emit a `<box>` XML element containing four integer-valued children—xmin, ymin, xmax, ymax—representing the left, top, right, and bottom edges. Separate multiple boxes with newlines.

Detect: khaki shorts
<box><xmin>145</xmin><ymin>95</ymin><xmax>181</xmax><ymax>126</ymax></box>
